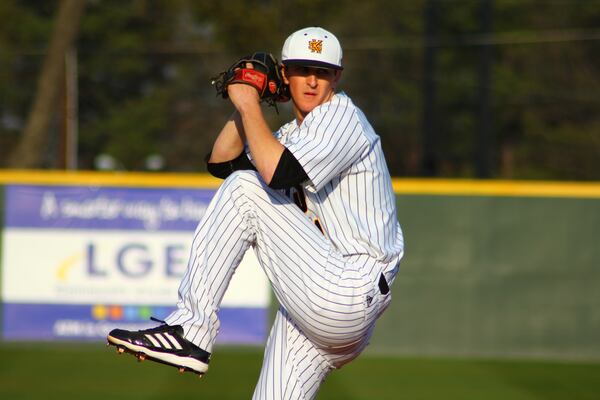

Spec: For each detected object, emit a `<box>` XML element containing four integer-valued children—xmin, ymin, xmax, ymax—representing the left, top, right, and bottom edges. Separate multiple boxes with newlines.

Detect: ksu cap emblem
<box><xmin>308</xmin><ymin>39</ymin><xmax>323</xmax><ymax>54</ymax></box>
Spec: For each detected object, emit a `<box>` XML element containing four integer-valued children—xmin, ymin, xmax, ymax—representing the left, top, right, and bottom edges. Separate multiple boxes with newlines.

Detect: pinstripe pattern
<box><xmin>278</xmin><ymin>93</ymin><xmax>404</xmax><ymax>271</ymax></box>
<box><xmin>165</xmin><ymin>92</ymin><xmax>403</xmax><ymax>398</ymax></box>
<box><xmin>253</xmin><ymin>308</ymin><xmax>333</xmax><ymax>400</ymax></box>
<box><xmin>166</xmin><ymin>172</ymin><xmax>377</xmax><ymax>350</ymax></box>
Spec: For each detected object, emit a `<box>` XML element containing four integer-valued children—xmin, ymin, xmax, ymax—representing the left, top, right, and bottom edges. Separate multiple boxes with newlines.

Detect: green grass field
<box><xmin>1</xmin><ymin>343</ymin><xmax>599</xmax><ymax>399</ymax></box>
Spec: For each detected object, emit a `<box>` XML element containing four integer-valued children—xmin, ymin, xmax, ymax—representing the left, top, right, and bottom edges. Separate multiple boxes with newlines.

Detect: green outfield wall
<box><xmin>1</xmin><ymin>171</ymin><xmax>599</xmax><ymax>360</ymax></box>
<box><xmin>370</xmin><ymin>183</ymin><xmax>600</xmax><ymax>361</ymax></box>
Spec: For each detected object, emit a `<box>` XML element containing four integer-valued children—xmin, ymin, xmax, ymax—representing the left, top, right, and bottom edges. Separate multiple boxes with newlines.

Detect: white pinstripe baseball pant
<box><xmin>165</xmin><ymin>170</ymin><xmax>393</xmax><ymax>399</ymax></box>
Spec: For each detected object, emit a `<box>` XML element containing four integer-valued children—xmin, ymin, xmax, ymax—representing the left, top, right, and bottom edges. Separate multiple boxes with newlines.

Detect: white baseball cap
<box><xmin>281</xmin><ymin>27</ymin><xmax>343</xmax><ymax>70</ymax></box>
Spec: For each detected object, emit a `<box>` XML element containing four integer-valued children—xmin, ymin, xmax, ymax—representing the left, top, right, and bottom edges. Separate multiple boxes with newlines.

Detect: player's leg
<box><xmin>106</xmin><ymin>172</ymin><xmax>255</xmax><ymax>374</ymax></box>
<box><xmin>165</xmin><ymin>170</ymin><xmax>376</xmax><ymax>351</ymax></box>
<box><xmin>108</xmin><ymin>170</ymin><xmax>377</xmax><ymax>373</ymax></box>
<box><xmin>253</xmin><ymin>308</ymin><xmax>333</xmax><ymax>400</ymax></box>
<box><xmin>106</xmin><ymin>173</ymin><xmax>252</xmax><ymax>374</ymax></box>
<box><xmin>252</xmin><ymin>299</ymin><xmax>392</xmax><ymax>399</ymax></box>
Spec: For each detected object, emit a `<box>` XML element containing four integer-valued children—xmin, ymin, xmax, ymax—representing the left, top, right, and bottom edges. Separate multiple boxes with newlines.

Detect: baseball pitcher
<box><xmin>107</xmin><ymin>26</ymin><xmax>404</xmax><ymax>400</ymax></box>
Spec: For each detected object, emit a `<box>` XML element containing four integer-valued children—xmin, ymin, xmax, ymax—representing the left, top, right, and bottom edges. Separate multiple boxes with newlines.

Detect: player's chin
<box><xmin>298</xmin><ymin>94</ymin><xmax>321</xmax><ymax>111</ymax></box>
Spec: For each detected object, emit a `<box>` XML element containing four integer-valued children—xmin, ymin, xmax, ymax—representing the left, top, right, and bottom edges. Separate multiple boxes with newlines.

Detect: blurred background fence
<box><xmin>1</xmin><ymin>172</ymin><xmax>599</xmax><ymax>362</ymax></box>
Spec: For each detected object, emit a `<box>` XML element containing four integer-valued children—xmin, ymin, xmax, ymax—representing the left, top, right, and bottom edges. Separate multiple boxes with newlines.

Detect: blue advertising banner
<box><xmin>4</xmin><ymin>185</ymin><xmax>214</xmax><ymax>231</ymax></box>
<box><xmin>1</xmin><ymin>184</ymin><xmax>270</xmax><ymax>343</ymax></box>
<box><xmin>3</xmin><ymin>303</ymin><xmax>266</xmax><ymax>344</ymax></box>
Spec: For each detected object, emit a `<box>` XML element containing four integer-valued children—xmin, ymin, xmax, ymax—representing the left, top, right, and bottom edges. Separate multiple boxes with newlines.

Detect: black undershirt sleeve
<box><xmin>206</xmin><ymin>147</ymin><xmax>308</xmax><ymax>189</ymax></box>
<box><xmin>268</xmin><ymin>147</ymin><xmax>309</xmax><ymax>190</ymax></box>
<box><xmin>205</xmin><ymin>151</ymin><xmax>256</xmax><ymax>179</ymax></box>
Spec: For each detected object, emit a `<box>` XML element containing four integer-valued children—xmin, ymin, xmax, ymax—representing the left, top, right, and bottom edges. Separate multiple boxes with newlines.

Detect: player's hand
<box><xmin>211</xmin><ymin>52</ymin><xmax>289</xmax><ymax>108</ymax></box>
<box><xmin>227</xmin><ymin>63</ymin><xmax>261</xmax><ymax>112</ymax></box>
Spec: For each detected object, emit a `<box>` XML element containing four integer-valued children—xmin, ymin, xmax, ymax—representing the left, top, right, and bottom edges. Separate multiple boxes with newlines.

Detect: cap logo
<box><xmin>308</xmin><ymin>39</ymin><xmax>323</xmax><ymax>54</ymax></box>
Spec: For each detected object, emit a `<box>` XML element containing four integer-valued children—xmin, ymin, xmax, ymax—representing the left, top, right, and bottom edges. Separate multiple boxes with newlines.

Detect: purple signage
<box><xmin>2</xmin><ymin>183</ymin><xmax>269</xmax><ymax>344</ymax></box>
<box><xmin>5</xmin><ymin>185</ymin><xmax>215</xmax><ymax>231</ymax></box>
<box><xmin>3</xmin><ymin>303</ymin><xmax>266</xmax><ymax>344</ymax></box>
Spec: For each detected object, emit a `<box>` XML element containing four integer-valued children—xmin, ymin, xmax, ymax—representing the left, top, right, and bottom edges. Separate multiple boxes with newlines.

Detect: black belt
<box><xmin>378</xmin><ymin>273</ymin><xmax>390</xmax><ymax>295</ymax></box>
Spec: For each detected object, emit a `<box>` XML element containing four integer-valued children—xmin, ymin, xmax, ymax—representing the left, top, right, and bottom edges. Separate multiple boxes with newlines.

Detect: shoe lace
<box><xmin>150</xmin><ymin>316</ymin><xmax>167</xmax><ymax>324</ymax></box>
<box><xmin>138</xmin><ymin>317</ymin><xmax>171</xmax><ymax>333</ymax></box>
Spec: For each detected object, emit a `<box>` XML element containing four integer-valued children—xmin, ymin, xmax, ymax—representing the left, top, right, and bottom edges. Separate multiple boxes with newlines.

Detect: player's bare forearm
<box><xmin>228</xmin><ymin>84</ymin><xmax>284</xmax><ymax>184</ymax></box>
<box><xmin>238</xmin><ymin>102</ymin><xmax>284</xmax><ymax>183</ymax></box>
<box><xmin>209</xmin><ymin>111</ymin><xmax>246</xmax><ymax>163</ymax></box>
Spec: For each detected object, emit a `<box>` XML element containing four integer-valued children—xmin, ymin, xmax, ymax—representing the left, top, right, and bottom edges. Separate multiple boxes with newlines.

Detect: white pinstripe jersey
<box><xmin>274</xmin><ymin>92</ymin><xmax>404</xmax><ymax>269</ymax></box>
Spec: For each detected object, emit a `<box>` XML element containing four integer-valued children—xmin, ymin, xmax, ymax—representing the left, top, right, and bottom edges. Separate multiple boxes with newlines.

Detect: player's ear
<box><xmin>333</xmin><ymin>70</ymin><xmax>342</xmax><ymax>84</ymax></box>
<box><xmin>330</xmin><ymin>70</ymin><xmax>342</xmax><ymax>90</ymax></box>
